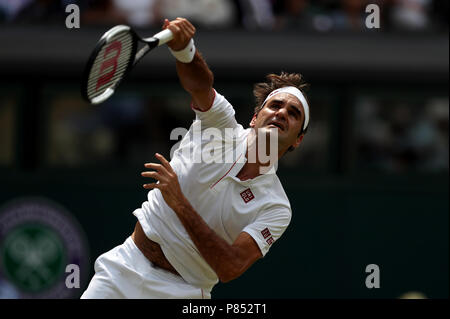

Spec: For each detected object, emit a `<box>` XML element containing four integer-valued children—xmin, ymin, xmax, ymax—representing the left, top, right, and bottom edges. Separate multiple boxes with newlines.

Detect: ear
<box><xmin>291</xmin><ymin>134</ymin><xmax>304</xmax><ymax>150</ymax></box>
<box><xmin>249</xmin><ymin>113</ymin><xmax>258</xmax><ymax>128</ymax></box>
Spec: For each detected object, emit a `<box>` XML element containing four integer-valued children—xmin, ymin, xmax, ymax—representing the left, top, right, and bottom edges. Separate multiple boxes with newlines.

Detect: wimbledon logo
<box><xmin>0</xmin><ymin>197</ymin><xmax>89</xmax><ymax>298</ymax></box>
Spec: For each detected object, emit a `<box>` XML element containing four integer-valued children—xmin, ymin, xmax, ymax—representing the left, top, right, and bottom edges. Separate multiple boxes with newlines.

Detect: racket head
<box><xmin>82</xmin><ymin>25</ymin><xmax>138</xmax><ymax>105</ymax></box>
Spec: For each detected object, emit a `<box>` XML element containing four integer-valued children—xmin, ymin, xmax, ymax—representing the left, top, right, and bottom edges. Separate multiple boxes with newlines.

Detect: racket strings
<box><xmin>87</xmin><ymin>31</ymin><xmax>135</xmax><ymax>100</ymax></box>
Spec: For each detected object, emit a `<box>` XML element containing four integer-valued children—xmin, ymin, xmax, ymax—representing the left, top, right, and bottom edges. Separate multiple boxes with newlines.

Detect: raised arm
<box><xmin>164</xmin><ymin>18</ymin><xmax>215</xmax><ymax>111</ymax></box>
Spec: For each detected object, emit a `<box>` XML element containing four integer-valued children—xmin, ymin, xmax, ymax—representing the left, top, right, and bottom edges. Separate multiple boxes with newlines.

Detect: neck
<box><xmin>236</xmin><ymin>129</ymin><xmax>281</xmax><ymax>181</ymax></box>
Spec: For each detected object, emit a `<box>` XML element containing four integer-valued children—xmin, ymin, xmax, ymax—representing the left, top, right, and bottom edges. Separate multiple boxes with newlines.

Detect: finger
<box><xmin>174</xmin><ymin>17</ymin><xmax>195</xmax><ymax>32</ymax></box>
<box><xmin>180</xmin><ymin>19</ymin><xmax>195</xmax><ymax>35</ymax></box>
<box><xmin>162</xmin><ymin>18</ymin><xmax>169</xmax><ymax>29</ymax></box>
<box><xmin>180</xmin><ymin>28</ymin><xmax>191</xmax><ymax>42</ymax></box>
<box><xmin>186</xmin><ymin>23</ymin><xmax>195</xmax><ymax>36</ymax></box>
<box><xmin>180</xmin><ymin>22</ymin><xmax>193</xmax><ymax>38</ymax></box>
<box><xmin>167</xmin><ymin>24</ymin><xmax>182</xmax><ymax>40</ymax></box>
<box><xmin>167</xmin><ymin>23</ymin><xmax>181</xmax><ymax>33</ymax></box>
<box><xmin>185</xmin><ymin>20</ymin><xmax>196</xmax><ymax>33</ymax></box>
<box><xmin>173</xmin><ymin>20</ymin><xmax>193</xmax><ymax>45</ymax></box>
<box><xmin>173</xmin><ymin>21</ymin><xmax>189</xmax><ymax>40</ymax></box>
<box><xmin>141</xmin><ymin>171</ymin><xmax>166</xmax><ymax>182</ymax></box>
<box><xmin>155</xmin><ymin>153</ymin><xmax>174</xmax><ymax>173</ymax></box>
<box><xmin>143</xmin><ymin>183</ymin><xmax>160</xmax><ymax>189</ymax></box>
<box><xmin>144</xmin><ymin>163</ymin><xmax>168</xmax><ymax>174</ymax></box>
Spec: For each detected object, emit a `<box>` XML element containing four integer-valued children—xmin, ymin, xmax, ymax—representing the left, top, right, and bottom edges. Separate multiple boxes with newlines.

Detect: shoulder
<box><xmin>192</xmin><ymin>89</ymin><xmax>239</xmax><ymax>130</ymax></box>
<box><xmin>261</xmin><ymin>174</ymin><xmax>291</xmax><ymax>208</ymax></box>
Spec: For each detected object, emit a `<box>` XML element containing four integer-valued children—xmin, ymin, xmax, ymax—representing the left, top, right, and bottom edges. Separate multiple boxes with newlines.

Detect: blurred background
<box><xmin>0</xmin><ymin>0</ymin><xmax>448</xmax><ymax>299</ymax></box>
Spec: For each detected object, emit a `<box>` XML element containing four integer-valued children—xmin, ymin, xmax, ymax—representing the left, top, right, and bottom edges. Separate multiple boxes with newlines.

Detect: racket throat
<box><xmin>134</xmin><ymin>38</ymin><xmax>159</xmax><ymax>65</ymax></box>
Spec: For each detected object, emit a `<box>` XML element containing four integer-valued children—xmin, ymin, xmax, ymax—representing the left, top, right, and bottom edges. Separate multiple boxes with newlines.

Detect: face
<box><xmin>250</xmin><ymin>92</ymin><xmax>305</xmax><ymax>155</ymax></box>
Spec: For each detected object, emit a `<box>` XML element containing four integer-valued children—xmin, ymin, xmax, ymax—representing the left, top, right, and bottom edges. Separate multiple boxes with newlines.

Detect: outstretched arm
<box><xmin>142</xmin><ymin>153</ymin><xmax>263</xmax><ymax>283</ymax></box>
<box><xmin>164</xmin><ymin>18</ymin><xmax>215</xmax><ymax>111</ymax></box>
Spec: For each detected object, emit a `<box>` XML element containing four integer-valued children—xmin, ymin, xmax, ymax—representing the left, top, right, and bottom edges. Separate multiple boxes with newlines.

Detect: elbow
<box><xmin>218</xmin><ymin>274</ymin><xmax>236</xmax><ymax>283</ymax></box>
<box><xmin>218</xmin><ymin>265</ymin><xmax>243</xmax><ymax>283</ymax></box>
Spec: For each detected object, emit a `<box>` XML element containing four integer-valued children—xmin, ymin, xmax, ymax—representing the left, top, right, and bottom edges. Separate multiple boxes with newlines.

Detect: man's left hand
<box><xmin>142</xmin><ymin>153</ymin><xmax>185</xmax><ymax>212</ymax></box>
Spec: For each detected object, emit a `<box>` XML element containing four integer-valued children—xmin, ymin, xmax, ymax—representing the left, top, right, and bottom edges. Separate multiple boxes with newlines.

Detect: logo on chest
<box><xmin>240</xmin><ymin>188</ymin><xmax>255</xmax><ymax>203</ymax></box>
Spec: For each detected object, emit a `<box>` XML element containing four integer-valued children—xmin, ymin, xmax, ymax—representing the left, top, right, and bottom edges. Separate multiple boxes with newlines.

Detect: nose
<box><xmin>275</xmin><ymin>106</ymin><xmax>288</xmax><ymax>121</ymax></box>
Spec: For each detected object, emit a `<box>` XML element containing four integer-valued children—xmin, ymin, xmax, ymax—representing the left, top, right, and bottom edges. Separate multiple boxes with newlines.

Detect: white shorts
<box><xmin>81</xmin><ymin>237</ymin><xmax>211</xmax><ymax>299</ymax></box>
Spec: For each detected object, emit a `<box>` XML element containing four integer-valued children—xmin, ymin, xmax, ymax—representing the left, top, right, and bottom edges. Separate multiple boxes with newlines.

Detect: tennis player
<box><xmin>81</xmin><ymin>17</ymin><xmax>310</xmax><ymax>299</ymax></box>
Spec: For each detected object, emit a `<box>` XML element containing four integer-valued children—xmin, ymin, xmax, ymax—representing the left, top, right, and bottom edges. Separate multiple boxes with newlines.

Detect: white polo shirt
<box><xmin>133</xmin><ymin>90</ymin><xmax>292</xmax><ymax>292</ymax></box>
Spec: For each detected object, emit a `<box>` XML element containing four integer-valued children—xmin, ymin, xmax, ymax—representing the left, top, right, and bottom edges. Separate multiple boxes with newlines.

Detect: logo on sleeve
<box><xmin>261</xmin><ymin>227</ymin><xmax>271</xmax><ymax>239</ymax></box>
<box><xmin>261</xmin><ymin>228</ymin><xmax>274</xmax><ymax>245</ymax></box>
<box><xmin>240</xmin><ymin>188</ymin><xmax>255</xmax><ymax>203</ymax></box>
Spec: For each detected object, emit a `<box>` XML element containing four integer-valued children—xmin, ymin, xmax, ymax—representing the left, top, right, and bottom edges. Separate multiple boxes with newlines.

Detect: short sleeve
<box><xmin>242</xmin><ymin>206</ymin><xmax>292</xmax><ymax>257</ymax></box>
<box><xmin>192</xmin><ymin>89</ymin><xmax>238</xmax><ymax>130</ymax></box>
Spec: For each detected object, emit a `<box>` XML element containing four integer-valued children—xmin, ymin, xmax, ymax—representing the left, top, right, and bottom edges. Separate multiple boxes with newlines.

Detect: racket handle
<box><xmin>153</xmin><ymin>29</ymin><xmax>173</xmax><ymax>46</ymax></box>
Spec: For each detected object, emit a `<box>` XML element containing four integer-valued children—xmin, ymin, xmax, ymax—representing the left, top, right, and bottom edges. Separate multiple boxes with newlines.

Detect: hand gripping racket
<box><xmin>82</xmin><ymin>25</ymin><xmax>173</xmax><ymax>105</ymax></box>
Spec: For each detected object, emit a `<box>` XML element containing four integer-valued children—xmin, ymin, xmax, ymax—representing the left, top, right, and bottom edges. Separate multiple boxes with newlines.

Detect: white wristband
<box><xmin>169</xmin><ymin>39</ymin><xmax>196</xmax><ymax>63</ymax></box>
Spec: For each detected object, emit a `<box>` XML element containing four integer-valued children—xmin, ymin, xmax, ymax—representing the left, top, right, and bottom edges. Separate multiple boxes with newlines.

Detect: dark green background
<box><xmin>1</xmin><ymin>149</ymin><xmax>447</xmax><ymax>299</ymax></box>
<box><xmin>0</xmin><ymin>27</ymin><xmax>448</xmax><ymax>299</ymax></box>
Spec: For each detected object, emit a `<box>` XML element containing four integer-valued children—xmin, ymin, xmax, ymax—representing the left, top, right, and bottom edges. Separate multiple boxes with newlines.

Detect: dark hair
<box><xmin>253</xmin><ymin>72</ymin><xmax>310</xmax><ymax>135</ymax></box>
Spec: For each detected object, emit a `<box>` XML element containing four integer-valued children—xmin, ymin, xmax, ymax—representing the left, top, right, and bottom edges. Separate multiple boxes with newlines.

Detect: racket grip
<box><xmin>154</xmin><ymin>29</ymin><xmax>173</xmax><ymax>46</ymax></box>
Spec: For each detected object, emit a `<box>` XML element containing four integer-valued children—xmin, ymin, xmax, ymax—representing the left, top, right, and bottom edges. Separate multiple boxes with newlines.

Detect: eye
<box><xmin>288</xmin><ymin>110</ymin><xmax>298</xmax><ymax>119</ymax></box>
<box><xmin>269</xmin><ymin>103</ymin><xmax>281</xmax><ymax>109</ymax></box>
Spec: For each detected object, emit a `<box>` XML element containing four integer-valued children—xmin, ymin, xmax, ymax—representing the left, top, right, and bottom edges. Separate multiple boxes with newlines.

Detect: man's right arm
<box><xmin>164</xmin><ymin>18</ymin><xmax>215</xmax><ymax>111</ymax></box>
<box><xmin>175</xmin><ymin>52</ymin><xmax>215</xmax><ymax>111</ymax></box>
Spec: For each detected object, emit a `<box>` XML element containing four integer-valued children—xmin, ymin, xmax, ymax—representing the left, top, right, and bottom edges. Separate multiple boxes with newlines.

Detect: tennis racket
<box><xmin>82</xmin><ymin>25</ymin><xmax>173</xmax><ymax>105</ymax></box>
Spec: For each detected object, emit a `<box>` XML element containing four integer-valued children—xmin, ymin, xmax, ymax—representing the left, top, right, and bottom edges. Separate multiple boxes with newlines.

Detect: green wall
<box><xmin>1</xmin><ymin>170</ymin><xmax>447</xmax><ymax>298</ymax></box>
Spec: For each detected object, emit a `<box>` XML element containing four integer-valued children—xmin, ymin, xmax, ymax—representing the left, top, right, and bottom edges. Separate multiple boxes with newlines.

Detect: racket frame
<box><xmin>82</xmin><ymin>26</ymin><xmax>173</xmax><ymax>105</ymax></box>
